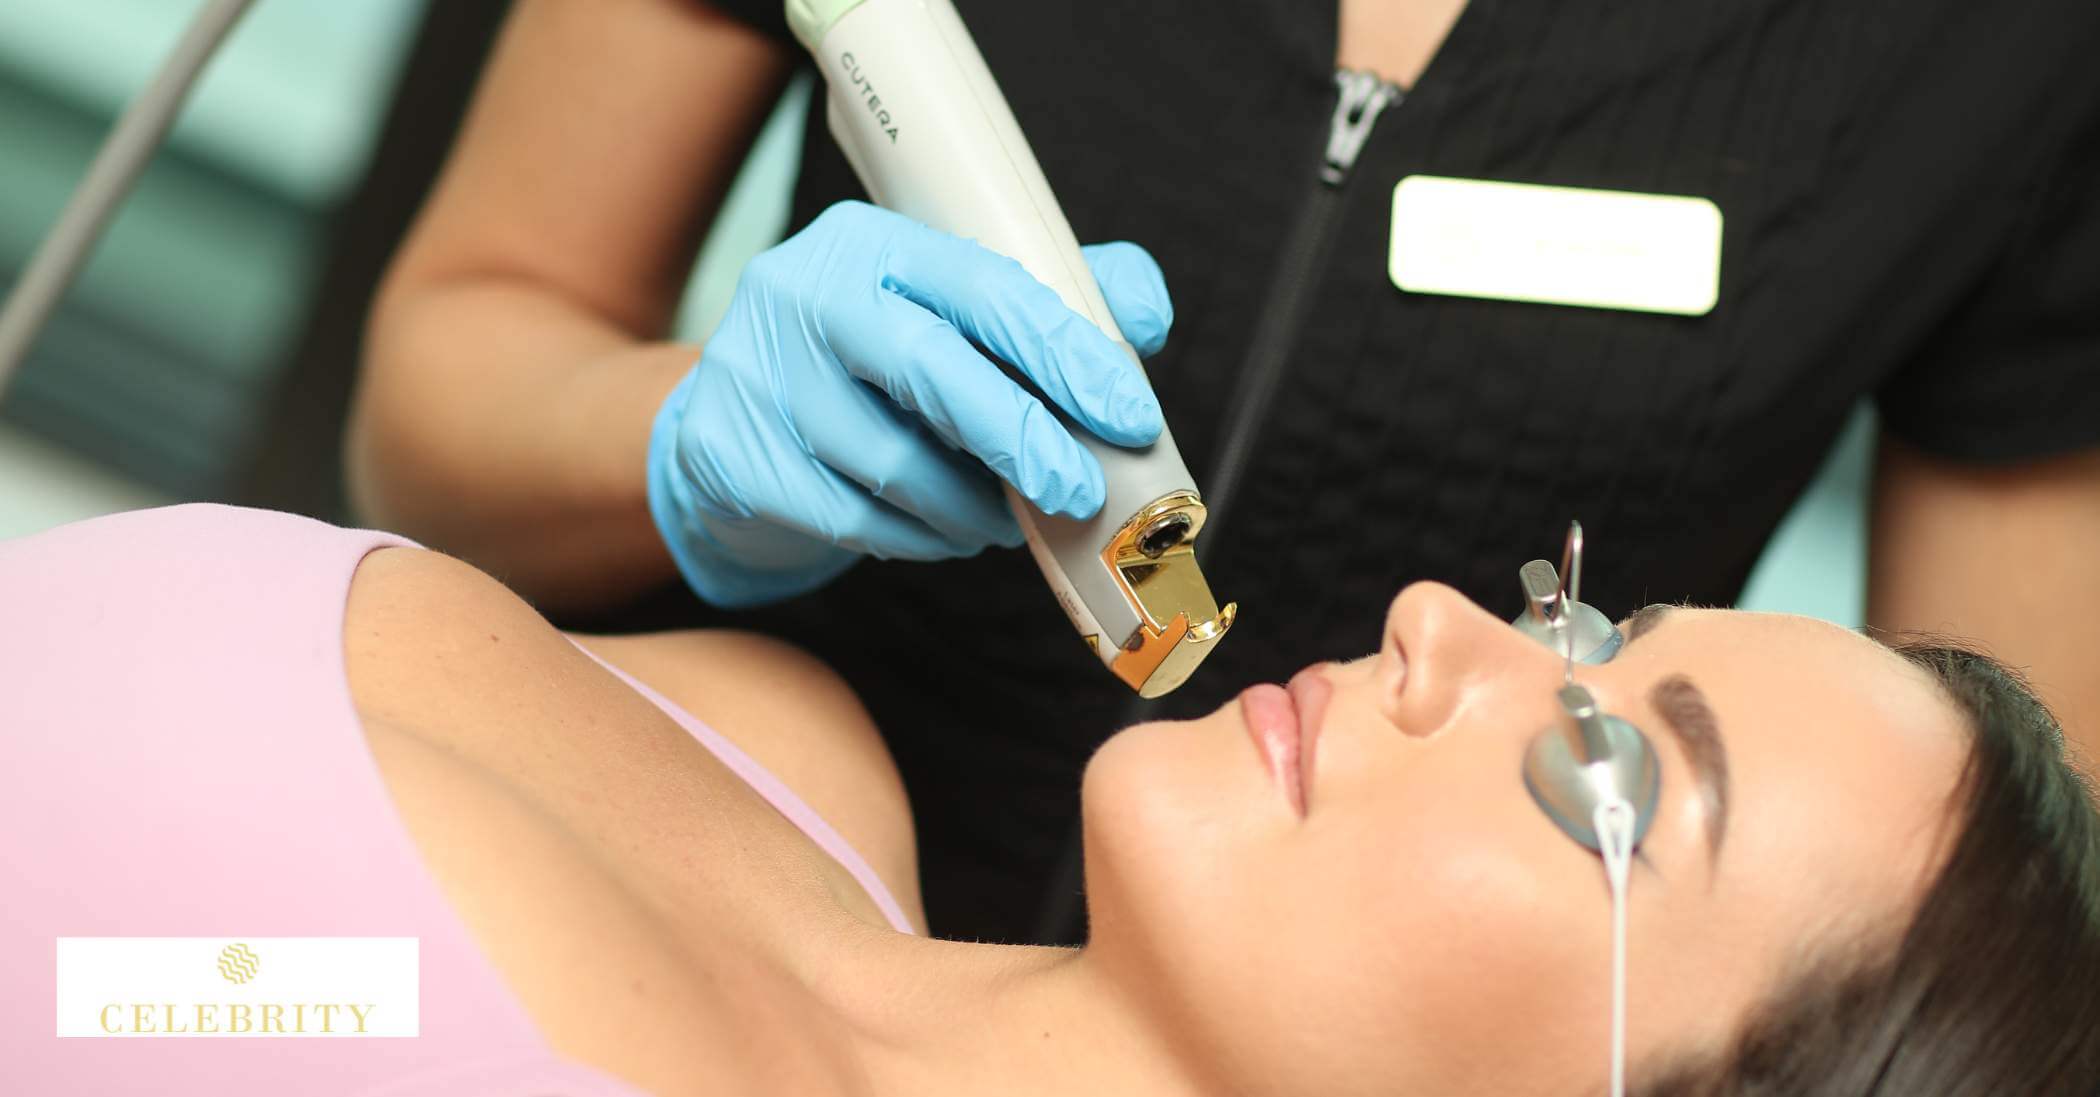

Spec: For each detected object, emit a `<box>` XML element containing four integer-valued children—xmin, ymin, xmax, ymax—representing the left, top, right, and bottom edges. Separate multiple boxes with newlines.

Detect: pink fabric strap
<box><xmin>567</xmin><ymin>642</ymin><xmax>918</xmax><ymax>936</ymax></box>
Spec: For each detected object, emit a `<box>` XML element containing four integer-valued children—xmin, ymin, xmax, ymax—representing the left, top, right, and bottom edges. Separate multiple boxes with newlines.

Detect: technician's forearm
<box><xmin>1868</xmin><ymin>438</ymin><xmax>2100</xmax><ymax>776</ymax></box>
<box><xmin>348</xmin><ymin>275</ymin><xmax>694</xmax><ymax>613</ymax></box>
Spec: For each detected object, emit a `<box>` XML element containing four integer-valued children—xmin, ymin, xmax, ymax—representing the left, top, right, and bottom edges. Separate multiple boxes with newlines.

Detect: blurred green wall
<box><xmin>0</xmin><ymin>0</ymin><xmax>423</xmax><ymax>494</ymax></box>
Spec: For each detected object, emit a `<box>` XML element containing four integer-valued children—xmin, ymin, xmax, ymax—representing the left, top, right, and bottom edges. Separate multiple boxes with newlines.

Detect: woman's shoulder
<box><xmin>344</xmin><ymin>546</ymin><xmax>925</xmax><ymax>934</ymax></box>
<box><xmin>572</xmin><ymin>628</ymin><xmax>926</xmax><ymax>933</ymax></box>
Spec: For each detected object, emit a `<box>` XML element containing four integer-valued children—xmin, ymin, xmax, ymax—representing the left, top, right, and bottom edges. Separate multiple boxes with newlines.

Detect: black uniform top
<box><xmin>615</xmin><ymin>0</ymin><xmax>2100</xmax><ymax>942</ymax></box>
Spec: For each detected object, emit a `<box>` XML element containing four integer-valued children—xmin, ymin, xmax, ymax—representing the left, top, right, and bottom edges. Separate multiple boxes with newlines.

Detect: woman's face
<box><xmin>1080</xmin><ymin>582</ymin><xmax>1967</xmax><ymax>1097</ymax></box>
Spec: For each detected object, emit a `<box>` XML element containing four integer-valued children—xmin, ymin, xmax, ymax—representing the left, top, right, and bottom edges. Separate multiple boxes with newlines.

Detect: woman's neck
<box><xmin>790</xmin><ymin>918</ymin><xmax>1206</xmax><ymax>1097</ymax></box>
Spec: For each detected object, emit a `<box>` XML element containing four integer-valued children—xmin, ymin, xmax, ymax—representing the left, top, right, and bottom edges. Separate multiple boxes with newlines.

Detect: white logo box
<box><xmin>56</xmin><ymin>937</ymin><xmax>419</xmax><ymax>1037</ymax></box>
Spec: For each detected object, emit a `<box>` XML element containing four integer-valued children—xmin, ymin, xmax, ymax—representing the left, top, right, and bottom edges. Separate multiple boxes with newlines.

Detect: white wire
<box><xmin>1595</xmin><ymin>798</ymin><xmax>1637</xmax><ymax>1097</ymax></box>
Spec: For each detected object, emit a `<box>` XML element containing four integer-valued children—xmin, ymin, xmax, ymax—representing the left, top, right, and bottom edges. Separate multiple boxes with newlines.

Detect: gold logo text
<box><xmin>96</xmin><ymin>1002</ymin><xmax>376</xmax><ymax>1034</ymax></box>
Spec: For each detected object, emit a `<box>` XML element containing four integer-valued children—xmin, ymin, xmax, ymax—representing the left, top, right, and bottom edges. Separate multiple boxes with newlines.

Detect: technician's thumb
<box><xmin>1080</xmin><ymin>242</ymin><xmax>1174</xmax><ymax>358</ymax></box>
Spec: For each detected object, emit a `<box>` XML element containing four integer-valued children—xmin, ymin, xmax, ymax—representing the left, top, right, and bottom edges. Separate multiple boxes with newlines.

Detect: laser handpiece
<box><xmin>0</xmin><ymin>0</ymin><xmax>1238</xmax><ymax>697</ymax></box>
<box><xmin>789</xmin><ymin>0</ymin><xmax>1237</xmax><ymax>697</ymax></box>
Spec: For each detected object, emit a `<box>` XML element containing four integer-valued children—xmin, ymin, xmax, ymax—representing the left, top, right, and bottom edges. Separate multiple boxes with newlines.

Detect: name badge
<box><xmin>1388</xmin><ymin>175</ymin><xmax>1722</xmax><ymax>316</ymax></box>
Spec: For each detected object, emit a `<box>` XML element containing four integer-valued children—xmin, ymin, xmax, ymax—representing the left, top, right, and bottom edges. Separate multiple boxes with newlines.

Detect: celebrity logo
<box><xmin>56</xmin><ymin>937</ymin><xmax>419</xmax><ymax>1037</ymax></box>
<box><xmin>216</xmin><ymin>942</ymin><xmax>260</xmax><ymax>985</ymax></box>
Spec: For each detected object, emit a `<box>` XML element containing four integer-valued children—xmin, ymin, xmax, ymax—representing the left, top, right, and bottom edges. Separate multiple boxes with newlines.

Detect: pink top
<box><xmin>0</xmin><ymin>504</ymin><xmax>914</xmax><ymax>1096</ymax></box>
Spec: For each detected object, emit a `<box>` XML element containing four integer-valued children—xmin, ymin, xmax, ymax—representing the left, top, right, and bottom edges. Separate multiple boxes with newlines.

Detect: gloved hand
<box><xmin>647</xmin><ymin>200</ymin><xmax>1175</xmax><ymax>608</ymax></box>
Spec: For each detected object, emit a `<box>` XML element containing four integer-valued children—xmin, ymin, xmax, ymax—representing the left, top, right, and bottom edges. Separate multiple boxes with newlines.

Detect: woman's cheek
<box><xmin>1383</xmin><ymin>826</ymin><xmax>1600</xmax><ymax>1082</ymax></box>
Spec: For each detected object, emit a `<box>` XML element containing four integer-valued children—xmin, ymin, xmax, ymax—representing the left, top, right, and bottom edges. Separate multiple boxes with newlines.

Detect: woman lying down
<box><xmin>2</xmin><ymin>503</ymin><xmax>2095</xmax><ymax>1096</ymax></box>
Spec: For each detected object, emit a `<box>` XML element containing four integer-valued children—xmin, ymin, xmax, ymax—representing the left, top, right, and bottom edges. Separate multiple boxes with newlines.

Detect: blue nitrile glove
<box><xmin>647</xmin><ymin>200</ymin><xmax>1175</xmax><ymax>608</ymax></box>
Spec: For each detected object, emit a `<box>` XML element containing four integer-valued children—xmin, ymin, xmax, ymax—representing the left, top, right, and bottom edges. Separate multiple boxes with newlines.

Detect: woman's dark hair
<box><xmin>1641</xmin><ymin>643</ymin><xmax>2100</xmax><ymax>1096</ymax></box>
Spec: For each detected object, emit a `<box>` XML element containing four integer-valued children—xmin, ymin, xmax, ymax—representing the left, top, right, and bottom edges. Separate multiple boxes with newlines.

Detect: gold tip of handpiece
<box><xmin>1103</xmin><ymin>493</ymin><xmax>1234</xmax><ymax>698</ymax></box>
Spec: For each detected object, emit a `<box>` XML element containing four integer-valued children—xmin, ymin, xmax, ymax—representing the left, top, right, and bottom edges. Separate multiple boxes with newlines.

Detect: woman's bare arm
<box><xmin>347</xmin><ymin>0</ymin><xmax>792</xmax><ymax>613</ymax></box>
<box><xmin>345</xmin><ymin>546</ymin><xmax>919</xmax><ymax>1093</ymax></box>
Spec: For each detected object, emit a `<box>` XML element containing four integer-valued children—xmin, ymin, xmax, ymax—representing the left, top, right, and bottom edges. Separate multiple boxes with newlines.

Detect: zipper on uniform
<box><xmin>1322</xmin><ymin>70</ymin><xmax>1399</xmax><ymax>184</ymax></box>
<box><xmin>1039</xmin><ymin>73</ymin><xmax>1402</xmax><ymax>949</ymax></box>
<box><xmin>1199</xmin><ymin>69</ymin><xmax>1401</xmax><ymax>552</ymax></box>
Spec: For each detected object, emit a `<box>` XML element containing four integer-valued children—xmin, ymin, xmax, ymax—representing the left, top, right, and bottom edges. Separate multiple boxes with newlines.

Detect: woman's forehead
<box><xmin>1630</xmin><ymin>608</ymin><xmax>1964</xmax><ymax>785</ymax></box>
<box><xmin>1649</xmin><ymin>611</ymin><xmax>1969</xmax><ymax>912</ymax></box>
<box><xmin>1659</xmin><ymin>607</ymin><xmax>1927</xmax><ymax>679</ymax></box>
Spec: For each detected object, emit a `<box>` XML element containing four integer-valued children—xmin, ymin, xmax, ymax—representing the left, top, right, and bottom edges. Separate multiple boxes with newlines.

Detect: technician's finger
<box><xmin>766</xmin><ymin>459</ymin><xmax>970</xmax><ymax>563</ymax></box>
<box><xmin>831</xmin><ymin>289</ymin><xmax>1108</xmax><ymax>520</ymax></box>
<box><xmin>800</xmin><ymin>381</ymin><xmax>1023</xmax><ymax>550</ymax></box>
<box><xmin>880</xmin><ymin>223</ymin><xmax>1164</xmax><ymax>449</ymax></box>
<box><xmin>1080</xmin><ymin>241</ymin><xmax>1174</xmax><ymax>358</ymax></box>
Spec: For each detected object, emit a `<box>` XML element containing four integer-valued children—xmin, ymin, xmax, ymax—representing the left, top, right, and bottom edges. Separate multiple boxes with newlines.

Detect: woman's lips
<box><xmin>1238</xmin><ymin>683</ymin><xmax>1303</xmax><ymax>816</ymax></box>
<box><xmin>1286</xmin><ymin>666</ymin><xmax>1333</xmax><ymax>810</ymax></box>
<box><xmin>1239</xmin><ymin>665</ymin><xmax>1333</xmax><ymax>817</ymax></box>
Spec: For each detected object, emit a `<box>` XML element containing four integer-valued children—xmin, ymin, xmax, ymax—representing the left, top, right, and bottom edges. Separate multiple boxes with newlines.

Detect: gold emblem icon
<box><xmin>217</xmin><ymin>942</ymin><xmax>260</xmax><ymax>985</ymax></box>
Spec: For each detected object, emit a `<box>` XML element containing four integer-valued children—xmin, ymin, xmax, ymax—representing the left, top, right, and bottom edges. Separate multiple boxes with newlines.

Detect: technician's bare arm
<box><xmin>347</xmin><ymin>0</ymin><xmax>791</xmax><ymax>613</ymax></box>
<box><xmin>1868</xmin><ymin>438</ymin><xmax>2100</xmax><ymax>774</ymax></box>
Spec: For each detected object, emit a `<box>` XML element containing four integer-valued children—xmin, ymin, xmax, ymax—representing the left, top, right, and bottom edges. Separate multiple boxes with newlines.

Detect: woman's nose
<box><xmin>1375</xmin><ymin>581</ymin><xmax>1553</xmax><ymax>738</ymax></box>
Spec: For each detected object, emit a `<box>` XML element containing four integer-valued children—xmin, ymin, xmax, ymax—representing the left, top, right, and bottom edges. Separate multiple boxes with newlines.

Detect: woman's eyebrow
<box><xmin>1623</xmin><ymin>602</ymin><xmax>1674</xmax><ymax>644</ymax></box>
<box><xmin>1649</xmin><ymin>674</ymin><xmax>1732</xmax><ymax>862</ymax></box>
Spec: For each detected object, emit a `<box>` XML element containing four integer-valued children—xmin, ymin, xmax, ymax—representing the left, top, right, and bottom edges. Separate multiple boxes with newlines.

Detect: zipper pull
<box><xmin>1321</xmin><ymin>69</ymin><xmax>1399</xmax><ymax>186</ymax></box>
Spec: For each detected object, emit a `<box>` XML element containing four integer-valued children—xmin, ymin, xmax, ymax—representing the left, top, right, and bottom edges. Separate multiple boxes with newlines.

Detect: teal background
<box><xmin>0</xmin><ymin>0</ymin><xmax>424</xmax><ymax>503</ymax></box>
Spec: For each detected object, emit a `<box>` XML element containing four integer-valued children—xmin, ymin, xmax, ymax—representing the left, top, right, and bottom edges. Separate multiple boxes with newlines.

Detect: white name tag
<box><xmin>1388</xmin><ymin>175</ymin><xmax>1722</xmax><ymax>316</ymax></box>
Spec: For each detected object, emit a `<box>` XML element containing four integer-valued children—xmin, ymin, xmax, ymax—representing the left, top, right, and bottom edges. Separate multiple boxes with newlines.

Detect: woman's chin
<box><xmin>1076</xmin><ymin>709</ymin><xmax>1280</xmax><ymax>950</ymax></box>
<box><xmin>1079</xmin><ymin>710</ymin><xmax>1253</xmax><ymax>845</ymax></box>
